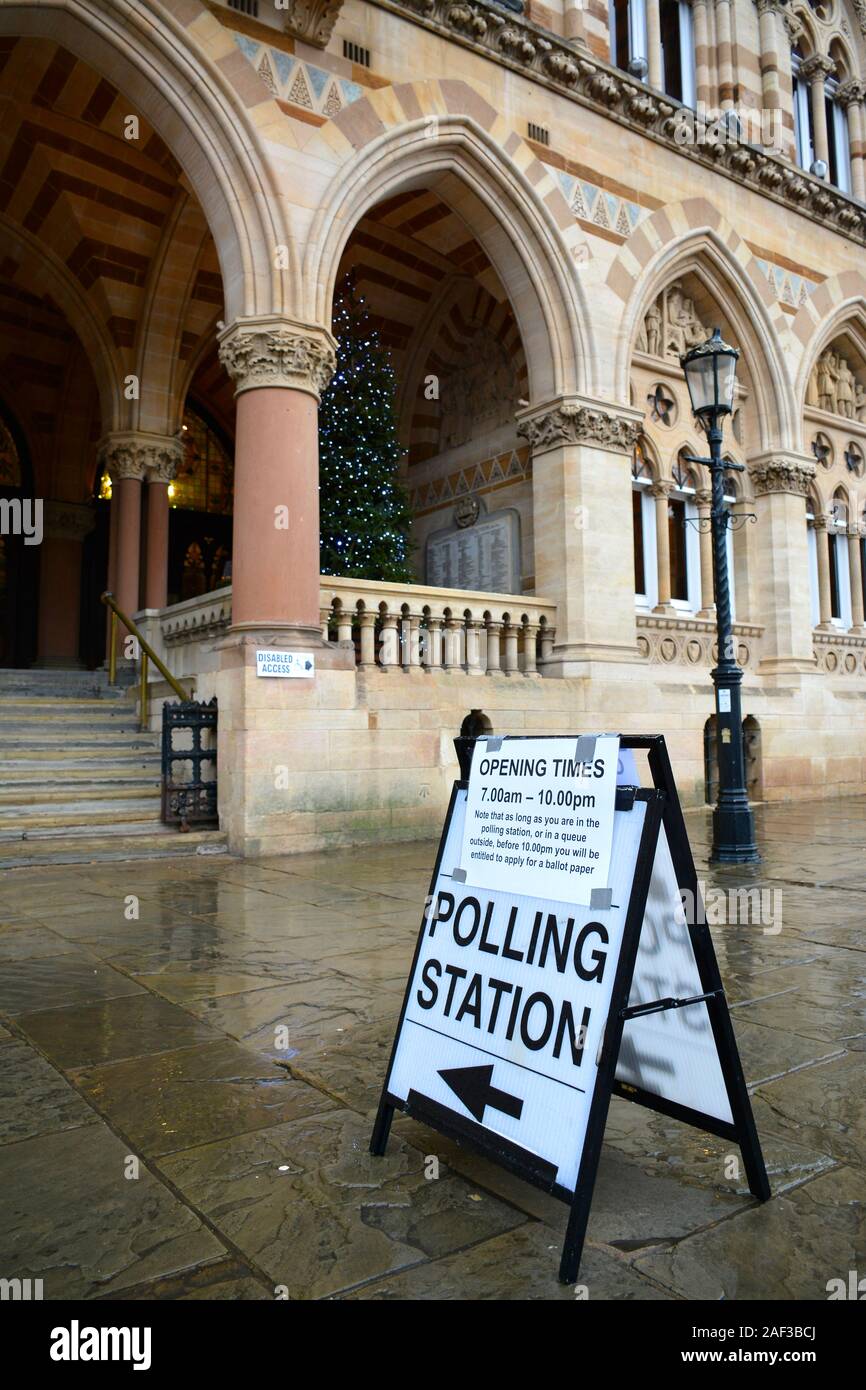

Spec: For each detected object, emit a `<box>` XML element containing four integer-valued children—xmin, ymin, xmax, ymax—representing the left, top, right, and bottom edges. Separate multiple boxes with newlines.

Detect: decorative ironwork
<box><xmin>161</xmin><ymin>698</ymin><xmax>218</xmax><ymax>829</ymax></box>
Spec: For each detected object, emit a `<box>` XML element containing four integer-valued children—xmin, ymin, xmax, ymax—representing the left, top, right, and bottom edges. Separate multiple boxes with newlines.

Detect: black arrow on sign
<box><xmin>438</xmin><ymin>1064</ymin><xmax>524</xmax><ymax>1124</ymax></box>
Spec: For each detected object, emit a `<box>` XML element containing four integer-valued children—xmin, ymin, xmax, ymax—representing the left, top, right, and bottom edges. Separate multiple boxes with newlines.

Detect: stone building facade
<box><xmin>2</xmin><ymin>0</ymin><xmax>866</xmax><ymax>854</ymax></box>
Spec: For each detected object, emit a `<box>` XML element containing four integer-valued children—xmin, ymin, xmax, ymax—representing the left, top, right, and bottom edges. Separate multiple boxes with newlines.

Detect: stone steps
<box><xmin>0</xmin><ymin>669</ymin><xmax>226</xmax><ymax>866</ymax></box>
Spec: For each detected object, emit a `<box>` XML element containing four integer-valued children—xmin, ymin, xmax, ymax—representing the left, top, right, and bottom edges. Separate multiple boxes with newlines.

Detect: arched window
<box><xmin>791</xmin><ymin>47</ymin><xmax>815</xmax><ymax>171</ymax></box>
<box><xmin>610</xmin><ymin>0</ymin><xmax>647</xmax><ymax>78</ymax></box>
<box><xmin>828</xmin><ymin>488</ymin><xmax>852</xmax><ymax>623</ymax></box>
<box><xmin>660</xmin><ymin>0</ymin><xmax>696</xmax><ymax>106</ymax></box>
<box><xmin>172</xmin><ymin>406</ymin><xmax>234</xmax><ymax>515</ymax></box>
<box><xmin>610</xmin><ymin>0</ymin><xmax>695</xmax><ymax>105</ymax></box>
<box><xmin>826</xmin><ymin>79</ymin><xmax>852</xmax><ymax>193</ymax></box>
<box><xmin>632</xmin><ymin>440</ymin><xmax>655</xmax><ymax>604</ymax></box>
<box><xmin>669</xmin><ymin>453</ymin><xmax>699</xmax><ymax>608</ymax></box>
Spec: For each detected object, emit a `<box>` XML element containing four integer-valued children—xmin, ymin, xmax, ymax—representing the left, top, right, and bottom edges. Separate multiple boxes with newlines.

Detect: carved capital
<box><xmin>650</xmin><ymin>480</ymin><xmax>674</xmax><ymax>500</ymax></box>
<box><xmin>749</xmin><ymin>458</ymin><xmax>816</xmax><ymax>497</ymax></box>
<box><xmin>281</xmin><ymin>1</ymin><xmax>344</xmax><ymax>49</ymax></box>
<box><xmin>799</xmin><ymin>54</ymin><xmax>835</xmax><ymax>84</ymax></box>
<box><xmin>218</xmin><ymin>317</ymin><xmax>336</xmax><ymax>399</ymax></box>
<box><xmin>837</xmin><ymin>80</ymin><xmax>866</xmax><ymax>108</ymax></box>
<box><xmin>99</xmin><ymin>432</ymin><xmax>183</xmax><ymax>484</ymax></box>
<box><xmin>44</xmin><ymin>500</ymin><xmax>96</xmax><ymax>542</ymax></box>
<box><xmin>517</xmin><ymin>401</ymin><xmax>642</xmax><ymax>454</ymax></box>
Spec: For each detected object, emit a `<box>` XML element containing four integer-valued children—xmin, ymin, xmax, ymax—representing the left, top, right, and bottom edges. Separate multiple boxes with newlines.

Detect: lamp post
<box><xmin>680</xmin><ymin>328</ymin><xmax>760</xmax><ymax>864</ymax></box>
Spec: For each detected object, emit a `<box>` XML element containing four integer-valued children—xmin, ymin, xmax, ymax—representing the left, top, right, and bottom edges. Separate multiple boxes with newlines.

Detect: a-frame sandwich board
<box><xmin>370</xmin><ymin>733</ymin><xmax>770</xmax><ymax>1286</ymax></box>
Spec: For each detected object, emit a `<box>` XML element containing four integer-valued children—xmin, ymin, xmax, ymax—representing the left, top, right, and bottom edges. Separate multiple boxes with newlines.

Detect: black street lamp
<box><xmin>681</xmin><ymin>328</ymin><xmax>760</xmax><ymax>865</ymax></box>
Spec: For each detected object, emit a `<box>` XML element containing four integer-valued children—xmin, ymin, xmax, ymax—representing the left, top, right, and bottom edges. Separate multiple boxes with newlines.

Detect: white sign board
<box><xmin>387</xmin><ymin>786</ymin><xmax>647</xmax><ymax>1193</ymax></box>
<box><xmin>459</xmin><ymin>735</ymin><xmax>620</xmax><ymax>907</ymax></box>
<box><xmin>255</xmin><ymin>649</ymin><xmax>315</xmax><ymax>679</ymax></box>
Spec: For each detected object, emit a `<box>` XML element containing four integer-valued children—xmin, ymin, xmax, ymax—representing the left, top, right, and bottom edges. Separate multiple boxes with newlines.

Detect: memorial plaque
<box><xmin>426</xmin><ymin>509</ymin><xmax>519</xmax><ymax>594</ymax></box>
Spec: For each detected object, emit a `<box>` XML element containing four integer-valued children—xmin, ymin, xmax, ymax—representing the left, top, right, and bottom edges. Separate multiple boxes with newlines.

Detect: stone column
<box><xmin>651</xmin><ymin>480</ymin><xmax>675</xmax><ymax>613</ymax></box>
<box><xmin>144</xmin><ymin>437</ymin><xmax>183</xmax><ymax>611</ymax></box>
<box><xmin>848</xmin><ymin>524</ymin><xmax>865</xmax><ymax>631</ymax></box>
<box><xmin>715</xmin><ymin>0</ymin><xmax>735</xmax><ymax>109</ymax></box>
<box><xmin>813</xmin><ymin>514</ymin><xmax>833</xmax><ymax>628</ymax></box>
<box><xmin>756</xmin><ymin>0</ymin><xmax>783</xmax><ymax>129</ymax></box>
<box><xmin>99</xmin><ymin>436</ymin><xmax>148</xmax><ymax>635</ymax></box>
<box><xmin>693</xmin><ymin>0</ymin><xmax>714</xmax><ymax>109</ymax></box>
<box><xmin>502</xmin><ymin>621</ymin><xmax>519</xmax><ymax>675</ymax></box>
<box><xmin>749</xmin><ymin>457</ymin><xmax>818</xmax><ymax>673</ymax></box>
<box><xmin>36</xmin><ymin>502</ymin><xmax>95</xmax><ymax>667</ymax></box>
<box><xmin>838</xmin><ymin>81</ymin><xmax>866</xmax><ymax>201</ymax></box>
<box><xmin>801</xmin><ymin>55</ymin><xmax>834</xmax><ymax>170</ymax></box>
<box><xmin>218</xmin><ymin>317</ymin><xmax>336</xmax><ymax>638</ymax></box>
<box><xmin>646</xmin><ymin>0</ymin><xmax>663</xmax><ymax>90</ymax></box>
<box><xmin>696</xmin><ymin>486</ymin><xmax>715</xmax><ymax>618</ymax></box>
<box><xmin>358</xmin><ymin>609</ymin><xmax>377</xmax><ymax>667</ymax></box>
<box><xmin>519</xmin><ymin>399</ymin><xmax>643</xmax><ymax>675</ymax></box>
<box><xmin>485</xmin><ymin>620</ymin><xmax>501</xmax><ymax>675</ymax></box>
<box><xmin>523</xmin><ymin>622</ymin><xmax>540</xmax><ymax>677</ymax></box>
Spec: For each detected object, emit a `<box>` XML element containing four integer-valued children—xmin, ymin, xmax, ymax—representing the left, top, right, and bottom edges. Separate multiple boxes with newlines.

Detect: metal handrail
<box><xmin>101</xmin><ymin>591</ymin><xmax>189</xmax><ymax>729</ymax></box>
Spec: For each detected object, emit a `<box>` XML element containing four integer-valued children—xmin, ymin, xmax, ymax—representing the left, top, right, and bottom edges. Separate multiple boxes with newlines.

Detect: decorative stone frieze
<box><xmin>517</xmin><ymin>402</ymin><xmax>642</xmax><ymax>454</ymax></box>
<box><xmin>98</xmin><ymin>432</ymin><xmax>183</xmax><ymax>484</ymax></box>
<box><xmin>636</xmin><ymin>613</ymin><xmax>761</xmax><ymax>669</ymax></box>
<box><xmin>218</xmin><ymin>317</ymin><xmax>336</xmax><ymax>399</ymax></box>
<box><xmin>375</xmin><ymin>0</ymin><xmax>866</xmax><ymax>246</ymax></box>
<box><xmin>281</xmin><ymin>1</ymin><xmax>345</xmax><ymax>49</ymax></box>
<box><xmin>748</xmin><ymin>459</ymin><xmax>816</xmax><ymax>497</ymax></box>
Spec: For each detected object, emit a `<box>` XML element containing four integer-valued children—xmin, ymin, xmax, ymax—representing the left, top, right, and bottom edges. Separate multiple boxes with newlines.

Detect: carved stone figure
<box><xmin>817</xmin><ymin>350</ymin><xmax>839</xmax><ymax>415</ymax></box>
<box><xmin>639</xmin><ymin>283</ymin><xmax>708</xmax><ymax>362</ymax></box>
<box><xmin>645</xmin><ymin>300</ymin><xmax>662</xmax><ymax>358</ymax></box>
<box><xmin>837</xmin><ymin>356</ymin><xmax>855</xmax><ymax>419</ymax></box>
<box><xmin>855</xmin><ymin>382</ymin><xmax>866</xmax><ymax>423</ymax></box>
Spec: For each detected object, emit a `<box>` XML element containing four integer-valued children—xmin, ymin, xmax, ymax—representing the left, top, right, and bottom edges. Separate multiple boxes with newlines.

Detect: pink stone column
<box><xmin>232</xmin><ymin>387</ymin><xmax>321</xmax><ymax>629</ymax></box>
<box><xmin>114</xmin><ymin>474</ymin><xmax>142</xmax><ymax>623</ymax></box>
<box><xmin>145</xmin><ymin>479</ymin><xmax>170</xmax><ymax>610</ymax></box>
<box><xmin>144</xmin><ymin>442</ymin><xmax>182</xmax><ymax>611</ymax></box>
<box><xmin>36</xmin><ymin>503</ymin><xmax>94</xmax><ymax>666</ymax></box>
<box><xmin>218</xmin><ymin>318</ymin><xmax>336</xmax><ymax>635</ymax></box>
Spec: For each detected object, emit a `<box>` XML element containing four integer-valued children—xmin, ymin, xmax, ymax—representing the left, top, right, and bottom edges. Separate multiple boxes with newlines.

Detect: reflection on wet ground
<box><xmin>0</xmin><ymin>798</ymin><xmax>864</xmax><ymax>1299</ymax></box>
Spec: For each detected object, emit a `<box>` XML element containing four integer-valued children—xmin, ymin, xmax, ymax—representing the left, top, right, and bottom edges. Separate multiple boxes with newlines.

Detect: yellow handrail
<box><xmin>101</xmin><ymin>591</ymin><xmax>189</xmax><ymax>728</ymax></box>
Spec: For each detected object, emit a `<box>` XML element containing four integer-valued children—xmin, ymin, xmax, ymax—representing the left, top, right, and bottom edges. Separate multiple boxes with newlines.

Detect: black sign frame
<box><xmin>370</xmin><ymin>734</ymin><xmax>770</xmax><ymax>1285</ymax></box>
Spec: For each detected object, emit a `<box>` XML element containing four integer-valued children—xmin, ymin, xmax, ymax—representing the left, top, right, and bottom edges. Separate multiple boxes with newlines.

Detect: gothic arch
<box><xmin>0</xmin><ymin>212</ymin><xmax>122</xmax><ymax>431</ymax></box>
<box><xmin>302</xmin><ymin>81</ymin><xmax>593</xmax><ymax>401</ymax></box>
<box><xmin>609</xmin><ymin>201</ymin><xmax>796</xmax><ymax>452</ymax></box>
<box><xmin>791</xmin><ymin>273</ymin><xmax>866</xmax><ymax>412</ymax></box>
<box><xmin>0</xmin><ymin>0</ymin><xmax>298</xmax><ymax>322</ymax></box>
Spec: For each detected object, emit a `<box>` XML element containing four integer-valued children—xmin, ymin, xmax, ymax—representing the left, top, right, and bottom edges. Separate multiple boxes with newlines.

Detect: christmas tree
<box><xmin>318</xmin><ymin>279</ymin><xmax>414</xmax><ymax>580</ymax></box>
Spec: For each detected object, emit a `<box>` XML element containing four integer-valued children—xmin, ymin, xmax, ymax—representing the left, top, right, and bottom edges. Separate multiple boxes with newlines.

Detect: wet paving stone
<box><xmin>16</xmin><ymin>993</ymin><xmax>222</xmax><ymax>1070</ymax></box>
<box><xmin>73</xmin><ymin>1039</ymin><xmax>339</xmax><ymax>1157</ymax></box>
<box><xmin>0</xmin><ymin>1038</ymin><xmax>97</xmax><ymax>1144</ymax></box>
<box><xmin>97</xmin><ymin>1258</ymin><xmax>273</xmax><ymax>1301</ymax></box>
<box><xmin>0</xmin><ymin>1122</ymin><xmax>227</xmax><ymax>1299</ymax></box>
<box><xmin>631</xmin><ymin>1165</ymin><xmax>866</xmax><ymax>1300</ymax></box>
<box><xmin>156</xmin><ymin>1107</ymin><xmax>526</xmax><ymax>1300</ymax></box>
<box><xmin>341</xmin><ymin>1221</ymin><xmax>672</xmax><ymax>1300</ymax></box>
<box><xmin>181</xmin><ymin>976</ymin><xmax>401</xmax><ymax>1063</ymax></box>
<box><xmin>2</xmin><ymin>797</ymin><xmax>866</xmax><ymax>1299</ymax></box>
<box><xmin>0</xmin><ymin>954</ymin><xmax>143</xmax><ymax>1015</ymax></box>
<box><xmin>753</xmin><ymin>1051</ymin><xmax>866</xmax><ymax>1169</ymax></box>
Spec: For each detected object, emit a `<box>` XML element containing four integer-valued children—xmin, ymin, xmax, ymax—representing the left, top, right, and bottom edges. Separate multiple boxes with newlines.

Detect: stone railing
<box><xmin>373</xmin><ymin>0</ymin><xmax>866</xmax><ymax>247</ymax></box>
<box><xmin>636</xmin><ymin>612</ymin><xmax>763</xmax><ymax>671</ymax></box>
<box><xmin>321</xmin><ymin>575</ymin><xmax>557</xmax><ymax>675</ymax></box>
<box><xmin>813</xmin><ymin>628</ymin><xmax>866</xmax><ymax>676</ymax></box>
<box><xmin>148</xmin><ymin>578</ymin><xmax>557</xmax><ymax>677</ymax></box>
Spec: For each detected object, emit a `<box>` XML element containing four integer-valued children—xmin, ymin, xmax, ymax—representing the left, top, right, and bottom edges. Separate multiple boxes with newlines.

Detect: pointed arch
<box><xmin>302</xmin><ymin>81</ymin><xmax>593</xmax><ymax>400</ymax></box>
<box><xmin>790</xmin><ymin>272</ymin><xmax>866</xmax><ymax>413</ymax></box>
<box><xmin>0</xmin><ymin>0</ymin><xmax>298</xmax><ymax>322</ymax></box>
<box><xmin>609</xmin><ymin>200</ymin><xmax>796</xmax><ymax>452</ymax></box>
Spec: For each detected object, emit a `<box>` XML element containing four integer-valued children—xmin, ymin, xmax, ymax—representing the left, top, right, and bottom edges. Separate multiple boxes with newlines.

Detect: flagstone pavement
<box><xmin>0</xmin><ymin>797</ymin><xmax>864</xmax><ymax>1301</ymax></box>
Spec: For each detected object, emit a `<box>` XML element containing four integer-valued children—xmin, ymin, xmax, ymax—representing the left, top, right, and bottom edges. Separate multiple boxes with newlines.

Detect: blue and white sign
<box><xmin>255</xmin><ymin>649</ymin><xmax>315</xmax><ymax>678</ymax></box>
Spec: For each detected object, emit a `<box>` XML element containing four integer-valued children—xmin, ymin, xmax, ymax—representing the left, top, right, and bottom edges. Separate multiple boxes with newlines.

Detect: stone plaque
<box><xmin>425</xmin><ymin>509</ymin><xmax>519</xmax><ymax>594</ymax></box>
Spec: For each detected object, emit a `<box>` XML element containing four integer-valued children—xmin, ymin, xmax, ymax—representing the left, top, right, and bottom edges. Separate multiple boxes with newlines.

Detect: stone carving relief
<box><xmin>281</xmin><ymin>1</ymin><xmax>345</xmax><ymax>49</ymax></box>
<box><xmin>806</xmin><ymin>348</ymin><xmax>866</xmax><ymax>420</ymax></box>
<box><xmin>517</xmin><ymin>404</ymin><xmax>642</xmax><ymax>453</ymax></box>
<box><xmin>438</xmin><ymin>329</ymin><xmax>517</xmax><ymax>451</ymax></box>
<box><xmin>636</xmin><ymin>283</ymin><xmax>710</xmax><ymax>361</ymax></box>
